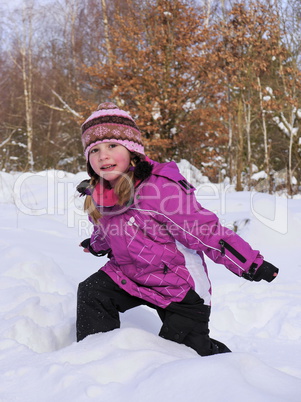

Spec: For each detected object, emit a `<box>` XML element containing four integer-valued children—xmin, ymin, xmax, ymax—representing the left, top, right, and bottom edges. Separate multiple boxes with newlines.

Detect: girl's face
<box><xmin>89</xmin><ymin>142</ymin><xmax>131</xmax><ymax>187</ymax></box>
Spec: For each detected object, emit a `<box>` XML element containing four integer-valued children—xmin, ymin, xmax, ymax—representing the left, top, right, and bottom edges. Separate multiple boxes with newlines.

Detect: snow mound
<box><xmin>177</xmin><ymin>159</ymin><xmax>210</xmax><ymax>188</ymax></box>
<box><xmin>0</xmin><ymin>246</ymin><xmax>75</xmax><ymax>353</ymax></box>
<box><xmin>1</xmin><ymin>166</ymin><xmax>301</xmax><ymax>401</ymax></box>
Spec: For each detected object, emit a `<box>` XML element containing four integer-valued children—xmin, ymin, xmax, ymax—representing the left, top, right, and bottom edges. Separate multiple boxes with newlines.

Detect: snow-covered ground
<box><xmin>0</xmin><ymin>162</ymin><xmax>301</xmax><ymax>402</ymax></box>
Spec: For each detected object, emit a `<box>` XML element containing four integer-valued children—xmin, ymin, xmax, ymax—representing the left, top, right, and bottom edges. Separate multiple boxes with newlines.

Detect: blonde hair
<box><xmin>84</xmin><ymin>157</ymin><xmax>138</xmax><ymax>224</ymax></box>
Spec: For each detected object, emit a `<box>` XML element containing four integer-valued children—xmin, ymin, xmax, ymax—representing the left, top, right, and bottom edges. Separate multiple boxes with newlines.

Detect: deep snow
<box><xmin>0</xmin><ymin>161</ymin><xmax>301</xmax><ymax>401</ymax></box>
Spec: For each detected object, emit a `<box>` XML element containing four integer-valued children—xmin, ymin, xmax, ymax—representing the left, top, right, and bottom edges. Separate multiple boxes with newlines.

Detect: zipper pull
<box><xmin>219</xmin><ymin>240</ymin><xmax>225</xmax><ymax>256</ymax></box>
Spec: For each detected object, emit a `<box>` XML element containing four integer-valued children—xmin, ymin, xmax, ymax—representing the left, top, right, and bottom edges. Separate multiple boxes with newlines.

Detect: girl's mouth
<box><xmin>101</xmin><ymin>164</ymin><xmax>116</xmax><ymax>170</ymax></box>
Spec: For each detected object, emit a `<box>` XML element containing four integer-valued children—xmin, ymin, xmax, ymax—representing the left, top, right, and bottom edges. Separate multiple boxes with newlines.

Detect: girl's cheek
<box><xmin>89</xmin><ymin>153</ymin><xmax>97</xmax><ymax>163</ymax></box>
<box><xmin>89</xmin><ymin>156</ymin><xmax>98</xmax><ymax>172</ymax></box>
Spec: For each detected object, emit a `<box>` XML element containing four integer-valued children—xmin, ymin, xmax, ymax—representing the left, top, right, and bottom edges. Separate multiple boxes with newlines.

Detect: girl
<box><xmin>76</xmin><ymin>102</ymin><xmax>279</xmax><ymax>356</ymax></box>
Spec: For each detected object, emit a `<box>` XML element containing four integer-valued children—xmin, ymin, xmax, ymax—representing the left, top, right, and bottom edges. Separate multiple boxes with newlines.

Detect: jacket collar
<box><xmin>92</xmin><ymin>181</ymin><xmax>118</xmax><ymax>207</ymax></box>
<box><xmin>92</xmin><ymin>178</ymin><xmax>143</xmax><ymax>208</ymax></box>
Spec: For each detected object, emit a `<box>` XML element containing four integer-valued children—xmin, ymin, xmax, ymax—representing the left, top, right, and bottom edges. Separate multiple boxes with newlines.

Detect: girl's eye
<box><xmin>109</xmin><ymin>143</ymin><xmax>117</xmax><ymax>149</ymax></box>
<box><xmin>90</xmin><ymin>148</ymin><xmax>98</xmax><ymax>154</ymax></box>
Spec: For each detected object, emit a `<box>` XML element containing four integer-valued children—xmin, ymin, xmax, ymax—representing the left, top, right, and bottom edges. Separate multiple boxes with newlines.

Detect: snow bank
<box><xmin>177</xmin><ymin>159</ymin><xmax>210</xmax><ymax>188</ymax></box>
<box><xmin>1</xmin><ymin>246</ymin><xmax>75</xmax><ymax>354</ymax></box>
<box><xmin>1</xmin><ymin>164</ymin><xmax>301</xmax><ymax>401</ymax></box>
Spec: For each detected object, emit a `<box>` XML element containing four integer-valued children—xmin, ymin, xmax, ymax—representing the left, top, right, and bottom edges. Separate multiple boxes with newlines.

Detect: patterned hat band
<box><xmin>81</xmin><ymin>102</ymin><xmax>145</xmax><ymax>160</ymax></box>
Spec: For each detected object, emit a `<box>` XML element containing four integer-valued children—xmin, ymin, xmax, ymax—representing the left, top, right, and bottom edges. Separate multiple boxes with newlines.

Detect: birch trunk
<box><xmin>101</xmin><ymin>0</ymin><xmax>113</xmax><ymax>67</ymax></box>
<box><xmin>21</xmin><ymin>4</ymin><xmax>34</xmax><ymax>171</ymax></box>
<box><xmin>243</xmin><ymin>98</ymin><xmax>252</xmax><ymax>189</ymax></box>
<box><xmin>204</xmin><ymin>0</ymin><xmax>212</xmax><ymax>27</ymax></box>
<box><xmin>257</xmin><ymin>76</ymin><xmax>271</xmax><ymax>192</ymax></box>
<box><xmin>236</xmin><ymin>97</ymin><xmax>244</xmax><ymax>191</ymax></box>
<box><xmin>101</xmin><ymin>0</ymin><xmax>122</xmax><ymax>107</ymax></box>
<box><xmin>288</xmin><ymin>109</ymin><xmax>296</xmax><ymax>196</ymax></box>
<box><xmin>227</xmin><ymin>87</ymin><xmax>234</xmax><ymax>183</ymax></box>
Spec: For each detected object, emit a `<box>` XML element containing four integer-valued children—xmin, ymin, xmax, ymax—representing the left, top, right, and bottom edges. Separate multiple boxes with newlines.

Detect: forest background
<box><xmin>0</xmin><ymin>0</ymin><xmax>300</xmax><ymax>195</ymax></box>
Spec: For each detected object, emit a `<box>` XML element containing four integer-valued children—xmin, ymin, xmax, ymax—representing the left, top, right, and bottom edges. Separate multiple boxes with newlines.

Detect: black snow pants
<box><xmin>76</xmin><ymin>270</ymin><xmax>231</xmax><ymax>356</ymax></box>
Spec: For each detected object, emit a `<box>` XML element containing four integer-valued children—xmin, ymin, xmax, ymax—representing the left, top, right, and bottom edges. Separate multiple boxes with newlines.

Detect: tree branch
<box><xmin>51</xmin><ymin>90</ymin><xmax>83</xmax><ymax>119</ymax></box>
<box><xmin>0</xmin><ymin>130</ymin><xmax>15</xmax><ymax>148</ymax></box>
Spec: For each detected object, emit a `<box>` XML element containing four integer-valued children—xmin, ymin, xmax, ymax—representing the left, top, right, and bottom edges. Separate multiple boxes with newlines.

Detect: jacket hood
<box><xmin>150</xmin><ymin>160</ymin><xmax>196</xmax><ymax>193</ymax></box>
<box><xmin>151</xmin><ymin>160</ymin><xmax>181</xmax><ymax>179</ymax></box>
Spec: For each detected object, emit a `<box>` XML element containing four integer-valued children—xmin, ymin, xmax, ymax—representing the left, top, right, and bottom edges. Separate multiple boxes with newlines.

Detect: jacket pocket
<box><xmin>219</xmin><ymin>239</ymin><xmax>247</xmax><ymax>263</ymax></box>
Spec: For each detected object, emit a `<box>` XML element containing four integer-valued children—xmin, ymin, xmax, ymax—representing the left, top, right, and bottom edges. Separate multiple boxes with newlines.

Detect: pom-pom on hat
<box><xmin>81</xmin><ymin>102</ymin><xmax>145</xmax><ymax>160</ymax></box>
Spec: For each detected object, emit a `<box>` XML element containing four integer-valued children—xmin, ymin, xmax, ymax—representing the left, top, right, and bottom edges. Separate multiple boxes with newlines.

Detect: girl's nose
<box><xmin>98</xmin><ymin>149</ymin><xmax>108</xmax><ymax>161</ymax></box>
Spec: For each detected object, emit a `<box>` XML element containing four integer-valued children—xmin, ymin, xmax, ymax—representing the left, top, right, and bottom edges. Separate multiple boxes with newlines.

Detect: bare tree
<box><xmin>101</xmin><ymin>0</ymin><xmax>113</xmax><ymax>66</ymax></box>
<box><xmin>21</xmin><ymin>2</ymin><xmax>34</xmax><ymax>170</ymax></box>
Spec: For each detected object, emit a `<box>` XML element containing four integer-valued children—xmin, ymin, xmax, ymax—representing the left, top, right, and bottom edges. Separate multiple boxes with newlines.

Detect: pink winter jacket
<box><xmin>89</xmin><ymin>160</ymin><xmax>264</xmax><ymax>308</ymax></box>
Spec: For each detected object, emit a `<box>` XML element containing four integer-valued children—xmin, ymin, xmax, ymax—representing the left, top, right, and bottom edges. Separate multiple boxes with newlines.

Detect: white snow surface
<box><xmin>0</xmin><ymin>164</ymin><xmax>301</xmax><ymax>402</ymax></box>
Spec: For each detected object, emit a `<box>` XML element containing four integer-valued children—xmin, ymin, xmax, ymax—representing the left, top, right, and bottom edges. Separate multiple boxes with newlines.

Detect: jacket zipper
<box><xmin>219</xmin><ymin>240</ymin><xmax>247</xmax><ymax>263</ymax></box>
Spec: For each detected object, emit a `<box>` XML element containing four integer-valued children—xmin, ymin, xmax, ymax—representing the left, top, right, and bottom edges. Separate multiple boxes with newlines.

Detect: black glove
<box><xmin>253</xmin><ymin>261</ymin><xmax>279</xmax><ymax>282</ymax></box>
<box><xmin>76</xmin><ymin>180</ymin><xmax>93</xmax><ymax>196</ymax></box>
<box><xmin>243</xmin><ymin>260</ymin><xmax>279</xmax><ymax>282</ymax></box>
<box><xmin>80</xmin><ymin>238</ymin><xmax>112</xmax><ymax>258</ymax></box>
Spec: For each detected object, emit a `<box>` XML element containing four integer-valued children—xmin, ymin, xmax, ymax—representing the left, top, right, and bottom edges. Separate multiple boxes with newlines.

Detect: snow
<box><xmin>1</xmin><ymin>165</ymin><xmax>301</xmax><ymax>402</ymax></box>
<box><xmin>151</xmin><ymin>102</ymin><xmax>161</xmax><ymax>121</ymax></box>
<box><xmin>177</xmin><ymin>159</ymin><xmax>210</xmax><ymax>188</ymax></box>
<box><xmin>266</xmin><ymin>86</ymin><xmax>274</xmax><ymax>96</ymax></box>
<box><xmin>251</xmin><ymin>170</ymin><xmax>268</xmax><ymax>181</ymax></box>
<box><xmin>182</xmin><ymin>101</ymin><xmax>196</xmax><ymax>112</ymax></box>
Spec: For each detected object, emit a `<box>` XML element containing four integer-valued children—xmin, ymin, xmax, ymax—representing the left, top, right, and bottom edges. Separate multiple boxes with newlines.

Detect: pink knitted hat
<box><xmin>81</xmin><ymin>102</ymin><xmax>145</xmax><ymax>160</ymax></box>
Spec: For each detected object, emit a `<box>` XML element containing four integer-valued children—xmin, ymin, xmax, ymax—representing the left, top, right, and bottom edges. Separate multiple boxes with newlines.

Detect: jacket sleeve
<box><xmin>138</xmin><ymin>176</ymin><xmax>264</xmax><ymax>278</ymax></box>
<box><xmin>89</xmin><ymin>218</ymin><xmax>111</xmax><ymax>254</ymax></box>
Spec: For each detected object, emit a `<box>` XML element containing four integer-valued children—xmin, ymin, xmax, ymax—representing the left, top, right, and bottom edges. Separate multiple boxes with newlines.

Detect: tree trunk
<box><xmin>243</xmin><ymin>97</ymin><xmax>252</xmax><ymax>189</ymax></box>
<box><xmin>236</xmin><ymin>97</ymin><xmax>244</xmax><ymax>191</ymax></box>
<box><xmin>21</xmin><ymin>4</ymin><xmax>34</xmax><ymax>171</ymax></box>
<box><xmin>288</xmin><ymin>108</ymin><xmax>296</xmax><ymax>196</ymax></box>
<box><xmin>101</xmin><ymin>0</ymin><xmax>113</xmax><ymax>67</ymax></box>
<box><xmin>257</xmin><ymin>76</ymin><xmax>271</xmax><ymax>192</ymax></box>
<box><xmin>204</xmin><ymin>0</ymin><xmax>213</xmax><ymax>27</ymax></box>
<box><xmin>227</xmin><ymin>88</ymin><xmax>234</xmax><ymax>183</ymax></box>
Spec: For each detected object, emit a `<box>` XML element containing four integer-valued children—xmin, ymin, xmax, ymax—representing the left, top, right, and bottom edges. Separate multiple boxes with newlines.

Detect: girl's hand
<box><xmin>79</xmin><ymin>238</ymin><xmax>91</xmax><ymax>253</ymax></box>
<box><xmin>253</xmin><ymin>260</ymin><xmax>279</xmax><ymax>282</ymax></box>
<box><xmin>80</xmin><ymin>245</ymin><xmax>90</xmax><ymax>253</ymax></box>
<box><xmin>243</xmin><ymin>260</ymin><xmax>279</xmax><ymax>282</ymax></box>
<box><xmin>79</xmin><ymin>238</ymin><xmax>112</xmax><ymax>257</ymax></box>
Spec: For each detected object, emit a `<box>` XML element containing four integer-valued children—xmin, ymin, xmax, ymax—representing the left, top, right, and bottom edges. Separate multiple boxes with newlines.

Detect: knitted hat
<box><xmin>81</xmin><ymin>102</ymin><xmax>145</xmax><ymax>160</ymax></box>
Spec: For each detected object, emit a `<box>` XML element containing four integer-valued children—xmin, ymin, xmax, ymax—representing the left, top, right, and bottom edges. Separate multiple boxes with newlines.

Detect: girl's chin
<box><xmin>100</xmin><ymin>172</ymin><xmax>121</xmax><ymax>183</ymax></box>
